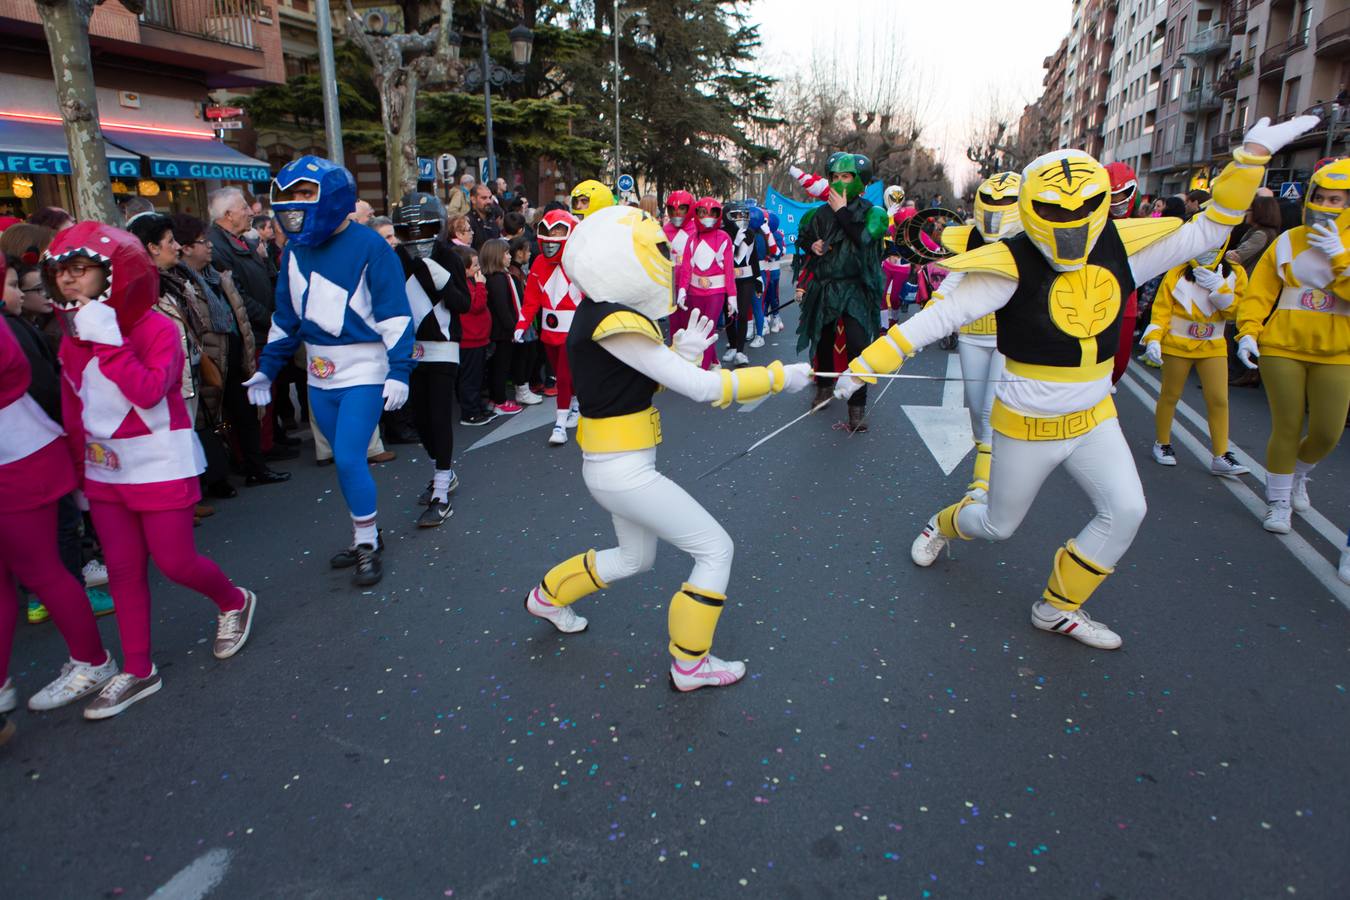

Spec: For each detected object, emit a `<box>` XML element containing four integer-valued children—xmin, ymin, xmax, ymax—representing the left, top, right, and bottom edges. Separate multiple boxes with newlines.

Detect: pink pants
<box><xmin>672</xmin><ymin>290</ymin><xmax>729</xmax><ymax>369</ymax></box>
<box><xmin>90</xmin><ymin>501</ymin><xmax>243</xmax><ymax>678</ymax></box>
<box><xmin>0</xmin><ymin>502</ymin><xmax>106</xmax><ymax>679</ymax></box>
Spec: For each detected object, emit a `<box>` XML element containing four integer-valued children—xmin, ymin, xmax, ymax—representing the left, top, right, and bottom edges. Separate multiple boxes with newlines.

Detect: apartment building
<box><xmin>1065</xmin><ymin>0</ymin><xmax>1118</xmax><ymax>156</ymax></box>
<box><xmin>1021</xmin><ymin>35</ymin><xmax>1070</xmax><ymax>158</ymax></box>
<box><xmin>1101</xmin><ymin>0</ymin><xmax>1169</xmax><ymax>179</ymax></box>
<box><xmin>0</xmin><ymin>0</ymin><xmax>285</xmax><ymax>216</ymax></box>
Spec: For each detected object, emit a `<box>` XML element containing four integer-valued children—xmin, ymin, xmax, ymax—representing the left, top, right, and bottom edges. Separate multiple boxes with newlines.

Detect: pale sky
<box><xmin>746</xmin><ymin>0</ymin><xmax>1072</xmax><ymax>192</ymax></box>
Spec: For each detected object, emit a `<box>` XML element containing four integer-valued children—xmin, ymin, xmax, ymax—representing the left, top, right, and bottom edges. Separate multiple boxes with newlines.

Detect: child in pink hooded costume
<box><xmin>674</xmin><ymin>196</ymin><xmax>735</xmax><ymax>369</ymax></box>
<box><xmin>0</xmin><ymin>256</ymin><xmax>115</xmax><ymax>723</ymax></box>
<box><xmin>47</xmin><ymin>223</ymin><xmax>257</xmax><ymax>720</ymax></box>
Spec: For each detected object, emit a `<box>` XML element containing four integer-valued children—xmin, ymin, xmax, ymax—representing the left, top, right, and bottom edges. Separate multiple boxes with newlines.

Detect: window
<box><xmin>1171</xmin><ymin>70</ymin><xmax>1182</xmax><ymax>101</ymax></box>
<box><xmin>1297</xmin><ymin>1</ymin><xmax>1313</xmax><ymax>45</ymax></box>
<box><xmin>1283</xmin><ymin>77</ymin><xmax>1302</xmax><ymax>116</ymax></box>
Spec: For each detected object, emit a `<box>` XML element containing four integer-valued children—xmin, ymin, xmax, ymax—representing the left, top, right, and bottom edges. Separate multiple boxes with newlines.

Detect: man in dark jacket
<box><xmin>208</xmin><ymin>187</ymin><xmax>275</xmax><ymax>337</ymax></box>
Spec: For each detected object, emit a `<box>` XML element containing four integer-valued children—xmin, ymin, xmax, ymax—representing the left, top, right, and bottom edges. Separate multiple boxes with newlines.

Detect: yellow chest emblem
<box><xmin>1047</xmin><ymin>265</ymin><xmax>1121</xmax><ymax>338</ymax></box>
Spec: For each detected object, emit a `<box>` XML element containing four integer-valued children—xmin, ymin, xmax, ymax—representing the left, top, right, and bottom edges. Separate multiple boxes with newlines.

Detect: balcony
<box><xmin>1210</xmin><ymin>128</ymin><xmax>1242</xmax><ymax>156</ymax></box>
<box><xmin>140</xmin><ymin>0</ymin><xmax>261</xmax><ymax>49</ymax></box>
<box><xmin>1184</xmin><ymin>24</ymin><xmax>1230</xmax><ymax>58</ymax></box>
<box><xmin>1182</xmin><ymin>85</ymin><xmax>1223</xmax><ymax>114</ymax></box>
<box><xmin>1231</xmin><ymin>0</ymin><xmax>1248</xmax><ymax>33</ymax></box>
<box><xmin>1260</xmin><ymin>34</ymin><xmax>1308</xmax><ymax>80</ymax></box>
<box><xmin>1216</xmin><ymin>57</ymin><xmax>1254</xmax><ymax>95</ymax></box>
<box><xmin>1317</xmin><ymin>9</ymin><xmax>1350</xmax><ymax>58</ymax></box>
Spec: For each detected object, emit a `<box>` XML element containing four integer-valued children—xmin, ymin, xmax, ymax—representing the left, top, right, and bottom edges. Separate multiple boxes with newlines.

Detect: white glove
<box><xmin>1237</xmin><ymin>334</ymin><xmax>1261</xmax><ymax>369</ymax></box>
<box><xmin>672</xmin><ymin>308</ymin><xmax>717</xmax><ymax>363</ymax></box>
<box><xmin>72</xmin><ymin>301</ymin><xmax>123</xmax><ymax>346</ymax></box>
<box><xmin>1308</xmin><ymin>221</ymin><xmax>1347</xmax><ymax>259</ymax></box>
<box><xmin>833</xmin><ymin>373</ymin><xmax>863</xmax><ymax>401</ymax></box>
<box><xmin>1192</xmin><ymin>265</ymin><xmax>1223</xmax><ymax>292</ymax></box>
<box><xmin>725</xmin><ymin>293</ymin><xmax>738</xmax><ymax>316</ymax></box>
<box><xmin>1144</xmin><ymin>341</ymin><xmax>1163</xmax><ymax>367</ymax></box>
<box><xmin>382</xmin><ymin>379</ymin><xmax>409</xmax><ymax>411</ymax></box>
<box><xmin>676</xmin><ymin>287</ymin><xmax>688</xmax><ymax>310</ymax></box>
<box><xmin>513</xmin><ymin>328</ymin><xmax>525</xmax><ymax>343</ymax></box>
<box><xmin>779</xmin><ymin>362</ymin><xmax>814</xmax><ymax>393</ymax></box>
<box><xmin>242</xmin><ymin>371</ymin><xmax>273</xmax><ymax>407</ymax></box>
<box><xmin>1241</xmin><ymin>115</ymin><xmax>1321</xmax><ymax>156</ymax></box>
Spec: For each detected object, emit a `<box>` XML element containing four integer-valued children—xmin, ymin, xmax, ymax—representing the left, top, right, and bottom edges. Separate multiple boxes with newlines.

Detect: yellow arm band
<box><xmin>711</xmin><ymin>361</ymin><xmax>787</xmax><ymax>408</ymax></box>
<box><xmin>848</xmin><ymin>326</ymin><xmax>914</xmax><ymax>384</ymax></box>
<box><xmin>1205</xmin><ymin>153</ymin><xmax>1270</xmax><ymax>226</ymax></box>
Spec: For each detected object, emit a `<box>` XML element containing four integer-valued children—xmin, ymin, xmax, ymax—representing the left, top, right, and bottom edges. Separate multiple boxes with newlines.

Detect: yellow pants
<box><xmin>1259</xmin><ymin>355</ymin><xmax>1350</xmax><ymax>474</ymax></box>
<box><xmin>1156</xmin><ymin>355</ymin><xmax>1231</xmax><ymax>455</ymax></box>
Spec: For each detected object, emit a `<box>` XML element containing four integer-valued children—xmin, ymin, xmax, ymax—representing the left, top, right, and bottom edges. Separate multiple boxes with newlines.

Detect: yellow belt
<box><xmin>991</xmin><ymin>395</ymin><xmax>1116</xmax><ymax>441</ymax></box>
<box><xmin>576</xmin><ymin>408</ymin><xmax>662</xmax><ymax>453</ymax></box>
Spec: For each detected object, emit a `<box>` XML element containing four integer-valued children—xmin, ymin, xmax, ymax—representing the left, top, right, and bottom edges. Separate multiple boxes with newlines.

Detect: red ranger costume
<box><xmin>1107</xmin><ymin>162</ymin><xmax>1140</xmax><ymax>384</ymax></box>
<box><xmin>516</xmin><ymin>209</ymin><xmax>583</xmax><ymax>446</ymax></box>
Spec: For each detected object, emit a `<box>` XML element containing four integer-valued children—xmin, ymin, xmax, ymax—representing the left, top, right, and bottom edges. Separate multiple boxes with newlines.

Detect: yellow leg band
<box><xmin>540</xmin><ymin>549</ymin><xmax>608</xmax><ymax>607</ymax></box>
<box><xmin>968</xmin><ymin>441</ymin><xmax>992</xmax><ymax>492</ymax></box>
<box><xmin>849</xmin><ymin>325</ymin><xmax>914</xmax><ymax>384</ymax></box>
<box><xmin>1042</xmin><ymin>540</ymin><xmax>1113</xmax><ymax>611</ymax></box>
<box><xmin>936</xmin><ymin>495</ymin><xmax>976</xmax><ymax>541</ymax></box>
<box><xmin>667</xmin><ymin>582</ymin><xmax>725</xmax><ymax>660</ymax></box>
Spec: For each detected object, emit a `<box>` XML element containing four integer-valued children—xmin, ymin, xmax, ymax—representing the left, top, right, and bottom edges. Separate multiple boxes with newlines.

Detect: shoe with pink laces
<box><xmin>492</xmin><ymin>400</ymin><xmax>523</xmax><ymax>416</ymax></box>
<box><xmin>669</xmin><ymin>654</ymin><xmax>746</xmax><ymax>692</ymax></box>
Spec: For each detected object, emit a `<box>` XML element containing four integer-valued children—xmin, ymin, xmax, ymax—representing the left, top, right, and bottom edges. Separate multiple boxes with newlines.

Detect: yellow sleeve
<box><xmin>1143</xmin><ymin>267</ymin><xmax>1181</xmax><ymax>343</ymax></box>
<box><xmin>1222</xmin><ymin>264</ymin><xmax>1249</xmax><ymax>321</ymax></box>
<box><xmin>1327</xmin><ymin>246</ymin><xmax>1350</xmax><ymax>297</ymax></box>
<box><xmin>1236</xmin><ymin>242</ymin><xmax>1282</xmax><ymax>341</ymax></box>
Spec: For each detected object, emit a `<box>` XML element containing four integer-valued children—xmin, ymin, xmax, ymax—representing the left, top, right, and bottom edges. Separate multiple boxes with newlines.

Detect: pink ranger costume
<box><xmin>663</xmin><ymin>189</ymin><xmax>697</xmax><ymax>269</ymax></box>
<box><xmin>674</xmin><ymin>196</ymin><xmax>735</xmax><ymax>369</ymax></box>
<box><xmin>46</xmin><ymin>223</ymin><xmax>256</xmax><ymax>719</ymax></box>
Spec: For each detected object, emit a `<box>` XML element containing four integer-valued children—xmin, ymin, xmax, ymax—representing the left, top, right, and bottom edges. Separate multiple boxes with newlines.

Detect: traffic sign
<box><xmin>617</xmin><ymin>173</ymin><xmax>635</xmax><ymax>193</ymax></box>
<box><xmin>417</xmin><ymin>157</ymin><xmax>435</xmax><ymax>182</ymax></box>
<box><xmin>437</xmin><ymin>153</ymin><xmax>457</xmax><ymax>178</ymax></box>
<box><xmin>1279</xmin><ymin>181</ymin><xmax>1303</xmax><ymax>201</ymax></box>
<box><xmin>213</xmin><ymin>120</ymin><xmax>243</xmax><ymax>130</ymax></box>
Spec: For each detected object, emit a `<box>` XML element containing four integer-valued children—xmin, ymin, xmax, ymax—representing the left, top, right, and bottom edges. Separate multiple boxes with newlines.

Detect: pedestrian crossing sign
<box><xmin>1279</xmin><ymin>181</ymin><xmax>1303</xmax><ymax>201</ymax></box>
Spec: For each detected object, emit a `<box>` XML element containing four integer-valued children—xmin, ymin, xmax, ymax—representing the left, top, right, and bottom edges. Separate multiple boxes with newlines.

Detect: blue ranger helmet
<box><xmin>270</xmin><ymin>156</ymin><xmax>357</xmax><ymax>247</ymax></box>
<box><xmin>747</xmin><ymin>203</ymin><xmax>767</xmax><ymax>231</ymax></box>
<box><xmin>767</xmin><ymin>211</ymin><xmax>780</xmax><ymax>231</ymax></box>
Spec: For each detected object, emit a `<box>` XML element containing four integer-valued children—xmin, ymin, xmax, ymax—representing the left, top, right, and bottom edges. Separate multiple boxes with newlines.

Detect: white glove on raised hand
<box><xmin>1242</xmin><ymin>115</ymin><xmax>1321</xmax><ymax>156</ymax></box>
<box><xmin>676</xmin><ymin>287</ymin><xmax>688</xmax><ymax>310</ymax></box>
<box><xmin>1308</xmin><ymin>221</ymin><xmax>1347</xmax><ymax>258</ymax></box>
<box><xmin>1144</xmin><ymin>341</ymin><xmax>1163</xmax><ymax>367</ymax></box>
<box><xmin>513</xmin><ymin>328</ymin><xmax>525</xmax><ymax>343</ymax></box>
<box><xmin>671</xmin><ymin>308</ymin><xmax>717</xmax><ymax>363</ymax></box>
<box><xmin>833</xmin><ymin>373</ymin><xmax>862</xmax><ymax>401</ymax></box>
<box><xmin>382</xmin><ymin>379</ymin><xmax>409</xmax><ymax>411</ymax></box>
<box><xmin>1237</xmin><ymin>334</ymin><xmax>1261</xmax><ymax>369</ymax></box>
<box><xmin>779</xmin><ymin>362</ymin><xmax>814</xmax><ymax>394</ymax></box>
<box><xmin>1192</xmin><ymin>265</ymin><xmax>1224</xmax><ymax>292</ymax></box>
<box><xmin>242</xmin><ymin>371</ymin><xmax>273</xmax><ymax>407</ymax></box>
<box><xmin>72</xmin><ymin>301</ymin><xmax>123</xmax><ymax>346</ymax></box>
<box><xmin>725</xmin><ymin>293</ymin><xmax>738</xmax><ymax>316</ymax></box>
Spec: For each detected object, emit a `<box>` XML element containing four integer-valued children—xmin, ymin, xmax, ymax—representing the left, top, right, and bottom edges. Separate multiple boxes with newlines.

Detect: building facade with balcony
<box><xmin>1210</xmin><ymin>0</ymin><xmax>1350</xmax><ymax>191</ymax></box>
<box><xmin>1064</xmin><ymin>0</ymin><xmax>1118</xmax><ymax>157</ymax></box>
<box><xmin>1102</xmin><ymin>0</ymin><xmax>1170</xmax><ymax>180</ymax></box>
<box><xmin>0</xmin><ymin>0</ymin><xmax>284</xmax><ymax>217</ymax></box>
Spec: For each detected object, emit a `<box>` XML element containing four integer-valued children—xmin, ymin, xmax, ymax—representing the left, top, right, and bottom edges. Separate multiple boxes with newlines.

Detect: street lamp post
<box><xmin>611</xmin><ymin>3</ymin><xmax>649</xmax><ymax>188</ymax></box>
<box><xmin>451</xmin><ymin>10</ymin><xmax>534</xmax><ymax>186</ymax></box>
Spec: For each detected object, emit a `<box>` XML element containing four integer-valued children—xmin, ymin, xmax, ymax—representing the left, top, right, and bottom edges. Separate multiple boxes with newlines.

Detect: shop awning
<box><xmin>104</xmin><ymin>128</ymin><xmax>271</xmax><ymax>184</ymax></box>
<box><xmin>0</xmin><ymin>116</ymin><xmax>141</xmax><ymax>179</ymax></box>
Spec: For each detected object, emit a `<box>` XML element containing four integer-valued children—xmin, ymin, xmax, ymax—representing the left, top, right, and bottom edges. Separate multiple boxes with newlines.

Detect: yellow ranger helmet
<box><xmin>1019</xmin><ymin>149</ymin><xmax>1111</xmax><ymax>272</ymax></box>
<box><xmin>570</xmin><ymin>179</ymin><xmax>616</xmax><ymax>219</ymax></box>
<box><xmin>562</xmin><ymin>205</ymin><xmax>673</xmax><ymax>322</ymax></box>
<box><xmin>1304</xmin><ymin>157</ymin><xmax>1350</xmax><ymax>231</ymax></box>
<box><xmin>973</xmin><ymin>171</ymin><xmax>1022</xmax><ymax>240</ymax></box>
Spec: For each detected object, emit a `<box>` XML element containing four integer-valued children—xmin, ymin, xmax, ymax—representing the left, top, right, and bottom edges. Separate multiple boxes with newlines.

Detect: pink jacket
<box><xmin>0</xmin><ymin>321</ymin><xmax>75</xmax><ymax>514</ymax></box>
<box><xmin>677</xmin><ymin>229</ymin><xmax>734</xmax><ymax>300</ymax></box>
<box><xmin>663</xmin><ymin>220</ymin><xmax>697</xmax><ymax>269</ymax></box>
<box><xmin>60</xmin><ymin>310</ymin><xmax>203</xmax><ymax>511</ymax></box>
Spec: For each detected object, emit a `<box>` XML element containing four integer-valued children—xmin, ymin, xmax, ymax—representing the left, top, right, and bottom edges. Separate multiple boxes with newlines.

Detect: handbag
<box><xmin>199</xmin><ymin>351</ymin><xmax>224</xmax><ymax>390</ymax></box>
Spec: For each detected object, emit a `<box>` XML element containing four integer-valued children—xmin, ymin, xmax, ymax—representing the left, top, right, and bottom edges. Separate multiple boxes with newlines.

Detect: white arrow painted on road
<box><xmin>145</xmin><ymin>848</ymin><xmax>232</xmax><ymax>900</ymax></box>
<box><xmin>901</xmin><ymin>353</ymin><xmax>974</xmax><ymax>475</ymax></box>
<box><xmin>465</xmin><ymin>401</ymin><xmax>559</xmax><ymax>453</ymax></box>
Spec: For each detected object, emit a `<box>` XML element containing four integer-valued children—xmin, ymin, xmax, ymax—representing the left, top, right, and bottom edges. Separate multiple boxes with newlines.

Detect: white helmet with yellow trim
<box><xmin>974</xmin><ymin>171</ymin><xmax>1022</xmax><ymax>241</ymax></box>
<box><xmin>562</xmin><ymin>205</ymin><xmax>673</xmax><ymax>322</ymax></box>
<box><xmin>1304</xmin><ymin>157</ymin><xmax>1350</xmax><ymax>231</ymax></box>
<box><xmin>1019</xmin><ymin>149</ymin><xmax>1111</xmax><ymax>272</ymax></box>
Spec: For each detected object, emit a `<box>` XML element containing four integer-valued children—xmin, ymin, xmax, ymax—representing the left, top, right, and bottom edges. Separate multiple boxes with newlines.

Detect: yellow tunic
<box><xmin>1143</xmin><ymin>263</ymin><xmax>1245</xmax><ymax>359</ymax></box>
<box><xmin>1237</xmin><ymin>228</ymin><xmax>1350</xmax><ymax>365</ymax></box>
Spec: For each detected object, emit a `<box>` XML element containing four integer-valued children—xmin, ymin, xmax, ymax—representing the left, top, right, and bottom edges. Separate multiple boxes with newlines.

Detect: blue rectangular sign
<box><xmin>149</xmin><ymin>159</ymin><xmax>271</xmax><ymax>182</ymax></box>
<box><xmin>417</xmin><ymin>157</ymin><xmax>434</xmax><ymax>181</ymax></box>
<box><xmin>1</xmin><ymin>153</ymin><xmax>139</xmax><ymax>178</ymax></box>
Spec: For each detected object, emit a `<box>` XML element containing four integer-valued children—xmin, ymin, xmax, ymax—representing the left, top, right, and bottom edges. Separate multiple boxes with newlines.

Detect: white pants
<box><xmin>957</xmin><ymin>338</ymin><xmax>1003</xmax><ymax>445</ymax></box>
<box><xmin>956</xmin><ymin>418</ymin><xmax>1147</xmax><ymax>568</ymax></box>
<box><xmin>582</xmin><ymin>448</ymin><xmax>734</xmax><ymax>593</ymax></box>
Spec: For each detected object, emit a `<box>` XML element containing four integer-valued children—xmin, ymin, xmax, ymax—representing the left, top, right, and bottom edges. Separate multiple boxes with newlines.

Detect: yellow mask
<box><xmin>974</xmin><ymin>171</ymin><xmax>1022</xmax><ymax>241</ymax></box>
<box><xmin>1019</xmin><ymin>150</ymin><xmax>1111</xmax><ymax>272</ymax></box>
<box><xmin>1304</xmin><ymin>158</ymin><xmax>1350</xmax><ymax>232</ymax></box>
<box><xmin>570</xmin><ymin>180</ymin><xmax>616</xmax><ymax>219</ymax></box>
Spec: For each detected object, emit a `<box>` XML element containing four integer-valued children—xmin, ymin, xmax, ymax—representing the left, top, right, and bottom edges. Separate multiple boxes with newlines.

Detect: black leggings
<box><xmin>813</xmin><ymin>313</ymin><xmax>870</xmax><ymax>407</ymax></box>
<box><xmin>725</xmin><ymin>279</ymin><xmax>755</xmax><ymax>351</ymax></box>
<box><xmin>488</xmin><ymin>340</ymin><xmax>513</xmax><ymax>404</ymax></box>
<box><xmin>223</xmin><ymin>335</ymin><xmax>267</xmax><ymax>475</ymax></box>
<box><xmin>410</xmin><ymin>361</ymin><xmax>457</xmax><ymax>469</ymax></box>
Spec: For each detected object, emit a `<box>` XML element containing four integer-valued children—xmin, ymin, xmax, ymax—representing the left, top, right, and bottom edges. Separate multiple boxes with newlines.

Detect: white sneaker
<box><xmin>0</xmin><ymin>677</ymin><xmax>15</xmax><ymax>714</ymax></box>
<box><xmin>1209</xmin><ymin>452</ymin><xmax>1250</xmax><ymax>477</ymax></box>
<box><xmin>28</xmin><ymin>653</ymin><xmax>118</xmax><ymax>711</ymax></box>
<box><xmin>1151</xmin><ymin>442</ymin><xmax>1177</xmax><ymax>466</ymax></box>
<box><xmin>1291</xmin><ymin>475</ymin><xmax>1311</xmax><ymax>512</ymax></box>
<box><xmin>1030</xmin><ymin>600</ymin><xmax>1122</xmax><ymax>649</ymax></box>
<box><xmin>564</xmin><ymin>409</ymin><xmax>580</xmax><ymax>428</ymax></box>
<box><xmin>722</xmin><ymin>346</ymin><xmax>737</xmax><ymax>364</ymax></box>
<box><xmin>515</xmin><ymin>385</ymin><xmax>543</xmax><ymax>406</ymax></box>
<box><xmin>524</xmin><ymin>586</ymin><xmax>588</xmax><ymax>633</ymax></box>
<box><xmin>669</xmin><ymin>654</ymin><xmax>746</xmax><ymax>691</ymax></box>
<box><xmin>911</xmin><ymin>515</ymin><xmax>950</xmax><ymax>567</ymax></box>
<box><xmin>82</xmin><ymin>559</ymin><xmax>108</xmax><ymax>587</ymax></box>
<box><xmin>1263</xmin><ymin>500</ymin><xmax>1292</xmax><ymax>534</ymax></box>
<box><xmin>772</xmin><ymin>316</ymin><xmax>784</xmax><ymax>333</ymax></box>
<box><xmin>1339</xmin><ymin>547</ymin><xmax>1350</xmax><ymax>585</ymax></box>
<box><xmin>547</xmin><ymin>425</ymin><xmax>568</xmax><ymax>446</ymax></box>
<box><xmin>749</xmin><ymin>335</ymin><xmax>765</xmax><ymax>348</ymax></box>
<box><xmin>734</xmin><ymin>351</ymin><xmax>750</xmax><ymax>366</ymax></box>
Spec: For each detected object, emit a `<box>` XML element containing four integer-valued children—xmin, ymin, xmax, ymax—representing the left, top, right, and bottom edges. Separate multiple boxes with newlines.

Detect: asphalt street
<box><xmin>2</xmin><ymin>291</ymin><xmax>1347</xmax><ymax>900</ymax></box>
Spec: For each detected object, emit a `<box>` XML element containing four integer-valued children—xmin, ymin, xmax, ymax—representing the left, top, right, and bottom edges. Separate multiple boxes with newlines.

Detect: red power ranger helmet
<box><xmin>693</xmin><ymin>196</ymin><xmax>722</xmax><ymax>231</ymax></box>
<box><xmin>665</xmin><ymin>190</ymin><xmax>694</xmax><ymax>225</ymax></box>
<box><xmin>535</xmin><ymin>208</ymin><xmax>579</xmax><ymax>260</ymax></box>
<box><xmin>1105</xmin><ymin>162</ymin><xmax>1138</xmax><ymax>219</ymax></box>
